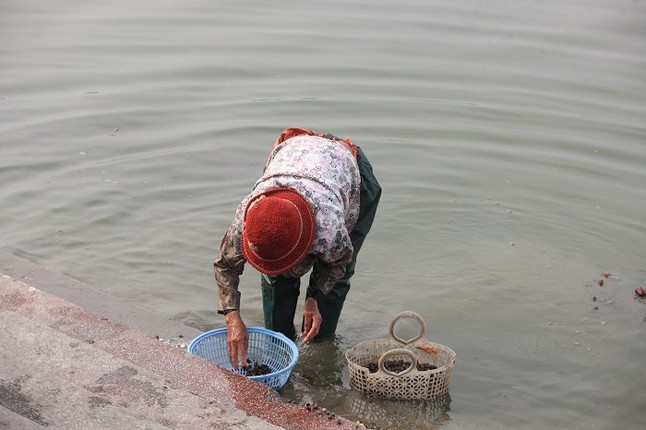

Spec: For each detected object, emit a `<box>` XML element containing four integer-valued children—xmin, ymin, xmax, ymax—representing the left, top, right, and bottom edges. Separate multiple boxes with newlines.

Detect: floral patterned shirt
<box><xmin>214</xmin><ymin>135</ymin><xmax>361</xmax><ymax>311</ymax></box>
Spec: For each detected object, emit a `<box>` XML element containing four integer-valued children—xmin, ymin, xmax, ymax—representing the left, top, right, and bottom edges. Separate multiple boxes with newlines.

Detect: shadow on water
<box><xmin>280</xmin><ymin>335</ymin><xmax>452</xmax><ymax>430</ymax></box>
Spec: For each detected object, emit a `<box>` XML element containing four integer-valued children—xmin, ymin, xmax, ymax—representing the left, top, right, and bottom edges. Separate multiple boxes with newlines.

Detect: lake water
<box><xmin>1</xmin><ymin>0</ymin><xmax>645</xmax><ymax>428</ymax></box>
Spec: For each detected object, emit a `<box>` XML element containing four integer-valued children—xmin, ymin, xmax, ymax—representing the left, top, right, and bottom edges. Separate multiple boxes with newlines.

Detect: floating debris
<box><xmin>603</xmin><ymin>271</ymin><xmax>612</xmax><ymax>278</ymax></box>
<box><xmin>635</xmin><ymin>287</ymin><xmax>646</xmax><ymax>298</ymax></box>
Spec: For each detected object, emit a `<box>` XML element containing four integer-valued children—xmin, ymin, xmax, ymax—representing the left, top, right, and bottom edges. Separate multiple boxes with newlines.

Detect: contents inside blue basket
<box><xmin>241</xmin><ymin>360</ymin><xmax>272</xmax><ymax>376</ymax></box>
<box><xmin>187</xmin><ymin>327</ymin><xmax>299</xmax><ymax>390</ymax></box>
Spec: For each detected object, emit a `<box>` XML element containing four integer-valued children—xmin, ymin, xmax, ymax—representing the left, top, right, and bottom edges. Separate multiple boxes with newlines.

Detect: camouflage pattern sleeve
<box><xmin>309</xmin><ymin>247</ymin><xmax>353</xmax><ymax>296</ymax></box>
<box><xmin>214</xmin><ymin>223</ymin><xmax>246</xmax><ymax>313</ymax></box>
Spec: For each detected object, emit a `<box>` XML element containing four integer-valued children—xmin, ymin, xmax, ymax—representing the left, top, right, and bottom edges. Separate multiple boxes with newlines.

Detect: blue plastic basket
<box><xmin>187</xmin><ymin>327</ymin><xmax>299</xmax><ymax>390</ymax></box>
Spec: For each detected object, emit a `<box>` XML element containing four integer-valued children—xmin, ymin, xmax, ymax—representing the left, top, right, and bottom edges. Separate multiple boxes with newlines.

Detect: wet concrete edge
<box><xmin>0</xmin><ymin>249</ymin><xmax>361</xmax><ymax>429</ymax></box>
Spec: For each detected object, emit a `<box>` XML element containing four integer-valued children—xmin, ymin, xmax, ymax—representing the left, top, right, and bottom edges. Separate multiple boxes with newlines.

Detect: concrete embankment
<box><xmin>0</xmin><ymin>250</ymin><xmax>360</xmax><ymax>429</ymax></box>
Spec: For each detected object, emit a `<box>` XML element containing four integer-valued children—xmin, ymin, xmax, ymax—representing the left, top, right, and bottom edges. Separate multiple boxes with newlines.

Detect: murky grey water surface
<box><xmin>1</xmin><ymin>0</ymin><xmax>645</xmax><ymax>428</ymax></box>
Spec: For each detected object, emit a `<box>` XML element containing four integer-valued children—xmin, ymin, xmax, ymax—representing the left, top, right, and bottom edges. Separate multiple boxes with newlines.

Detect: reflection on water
<box><xmin>347</xmin><ymin>393</ymin><xmax>452</xmax><ymax>430</ymax></box>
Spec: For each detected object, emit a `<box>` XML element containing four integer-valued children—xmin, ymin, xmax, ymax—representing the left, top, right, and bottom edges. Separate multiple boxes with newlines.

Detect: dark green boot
<box><xmin>313</xmin><ymin>299</ymin><xmax>345</xmax><ymax>339</ymax></box>
<box><xmin>261</xmin><ymin>274</ymin><xmax>300</xmax><ymax>340</ymax></box>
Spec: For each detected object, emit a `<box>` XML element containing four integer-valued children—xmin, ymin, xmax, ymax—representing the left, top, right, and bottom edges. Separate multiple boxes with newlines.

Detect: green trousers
<box><xmin>261</xmin><ymin>145</ymin><xmax>381</xmax><ymax>340</ymax></box>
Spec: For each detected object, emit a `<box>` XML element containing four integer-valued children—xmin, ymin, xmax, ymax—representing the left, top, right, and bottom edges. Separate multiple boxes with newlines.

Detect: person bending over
<box><xmin>214</xmin><ymin>127</ymin><xmax>381</xmax><ymax>367</ymax></box>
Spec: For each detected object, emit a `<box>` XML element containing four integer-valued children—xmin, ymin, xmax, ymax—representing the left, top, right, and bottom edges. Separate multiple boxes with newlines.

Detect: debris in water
<box><xmin>635</xmin><ymin>287</ymin><xmax>646</xmax><ymax>298</ymax></box>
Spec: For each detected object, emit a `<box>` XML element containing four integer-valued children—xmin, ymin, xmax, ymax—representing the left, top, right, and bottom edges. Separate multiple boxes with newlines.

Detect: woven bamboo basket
<box><xmin>345</xmin><ymin>311</ymin><xmax>456</xmax><ymax>400</ymax></box>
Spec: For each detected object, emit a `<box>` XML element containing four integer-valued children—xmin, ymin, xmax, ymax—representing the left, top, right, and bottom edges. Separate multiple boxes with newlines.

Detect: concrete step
<box><xmin>0</xmin><ymin>250</ymin><xmax>362</xmax><ymax>430</ymax></box>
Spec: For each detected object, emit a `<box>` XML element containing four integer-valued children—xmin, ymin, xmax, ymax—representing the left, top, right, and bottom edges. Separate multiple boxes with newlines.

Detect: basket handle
<box><xmin>388</xmin><ymin>311</ymin><xmax>427</xmax><ymax>345</ymax></box>
<box><xmin>377</xmin><ymin>348</ymin><xmax>418</xmax><ymax>377</ymax></box>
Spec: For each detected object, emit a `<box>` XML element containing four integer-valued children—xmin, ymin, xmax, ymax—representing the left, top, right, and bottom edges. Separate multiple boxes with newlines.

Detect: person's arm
<box><xmin>300</xmin><ymin>249</ymin><xmax>353</xmax><ymax>343</ymax></box>
<box><xmin>214</xmin><ymin>224</ymin><xmax>245</xmax><ymax>313</ymax></box>
<box><xmin>214</xmin><ymin>224</ymin><xmax>248</xmax><ymax>367</ymax></box>
<box><xmin>311</xmin><ymin>253</ymin><xmax>352</xmax><ymax>295</ymax></box>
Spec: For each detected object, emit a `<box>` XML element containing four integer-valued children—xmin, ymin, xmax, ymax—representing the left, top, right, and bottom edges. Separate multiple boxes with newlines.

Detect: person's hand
<box><xmin>224</xmin><ymin>311</ymin><xmax>248</xmax><ymax>368</ymax></box>
<box><xmin>299</xmin><ymin>297</ymin><xmax>322</xmax><ymax>343</ymax></box>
